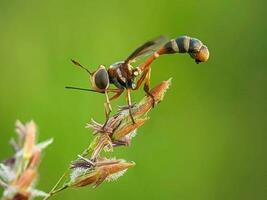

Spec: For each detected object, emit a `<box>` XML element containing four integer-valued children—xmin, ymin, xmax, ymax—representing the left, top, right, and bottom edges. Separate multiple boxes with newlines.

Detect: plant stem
<box><xmin>44</xmin><ymin>185</ymin><xmax>69</xmax><ymax>200</ymax></box>
<box><xmin>43</xmin><ymin>171</ymin><xmax>68</xmax><ymax>200</ymax></box>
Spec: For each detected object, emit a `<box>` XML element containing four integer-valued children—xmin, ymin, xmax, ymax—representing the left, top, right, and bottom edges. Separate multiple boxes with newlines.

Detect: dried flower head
<box><xmin>69</xmin><ymin>157</ymin><xmax>135</xmax><ymax>188</ymax></box>
<box><xmin>0</xmin><ymin>120</ymin><xmax>53</xmax><ymax>200</ymax></box>
<box><xmin>44</xmin><ymin>80</ymin><xmax>171</xmax><ymax>199</ymax></box>
<box><xmin>85</xmin><ymin>79</ymin><xmax>171</xmax><ymax>158</ymax></box>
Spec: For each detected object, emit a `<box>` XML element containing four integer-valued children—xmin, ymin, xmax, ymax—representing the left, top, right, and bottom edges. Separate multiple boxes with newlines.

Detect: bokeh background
<box><xmin>0</xmin><ymin>0</ymin><xmax>266</xmax><ymax>199</ymax></box>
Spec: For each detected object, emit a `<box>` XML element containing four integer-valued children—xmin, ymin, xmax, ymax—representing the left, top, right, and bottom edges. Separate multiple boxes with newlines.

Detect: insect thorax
<box><xmin>108</xmin><ymin>61</ymin><xmax>136</xmax><ymax>89</ymax></box>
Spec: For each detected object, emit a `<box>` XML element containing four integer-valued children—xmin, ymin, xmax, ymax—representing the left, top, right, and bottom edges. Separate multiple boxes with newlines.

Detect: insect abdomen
<box><xmin>161</xmin><ymin>36</ymin><xmax>209</xmax><ymax>63</ymax></box>
<box><xmin>163</xmin><ymin>36</ymin><xmax>202</xmax><ymax>54</ymax></box>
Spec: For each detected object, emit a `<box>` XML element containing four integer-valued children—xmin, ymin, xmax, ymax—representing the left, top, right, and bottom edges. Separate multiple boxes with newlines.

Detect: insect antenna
<box><xmin>71</xmin><ymin>59</ymin><xmax>93</xmax><ymax>75</ymax></box>
<box><xmin>65</xmin><ymin>86</ymin><xmax>104</xmax><ymax>93</ymax></box>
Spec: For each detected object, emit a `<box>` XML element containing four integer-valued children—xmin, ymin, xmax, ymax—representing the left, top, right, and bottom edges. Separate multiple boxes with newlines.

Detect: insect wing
<box><xmin>125</xmin><ymin>36</ymin><xmax>168</xmax><ymax>64</ymax></box>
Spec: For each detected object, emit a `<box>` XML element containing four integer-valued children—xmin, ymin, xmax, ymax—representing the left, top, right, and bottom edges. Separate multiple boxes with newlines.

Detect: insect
<box><xmin>66</xmin><ymin>35</ymin><xmax>209</xmax><ymax>127</ymax></box>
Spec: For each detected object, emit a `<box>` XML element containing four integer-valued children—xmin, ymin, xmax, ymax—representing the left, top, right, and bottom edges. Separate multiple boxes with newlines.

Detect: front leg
<box><xmin>103</xmin><ymin>91</ymin><xmax>112</xmax><ymax>129</ymax></box>
<box><xmin>126</xmin><ymin>89</ymin><xmax>135</xmax><ymax>124</ymax></box>
<box><xmin>102</xmin><ymin>88</ymin><xmax>124</xmax><ymax>129</ymax></box>
<box><xmin>109</xmin><ymin>89</ymin><xmax>124</xmax><ymax>101</ymax></box>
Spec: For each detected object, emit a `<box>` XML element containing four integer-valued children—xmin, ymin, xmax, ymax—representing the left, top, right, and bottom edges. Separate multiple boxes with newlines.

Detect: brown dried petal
<box><xmin>69</xmin><ymin>159</ymin><xmax>135</xmax><ymax>188</ymax></box>
<box><xmin>133</xmin><ymin>79</ymin><xmax>171</xmax><ymax>118</ymax></box>
<box><xmin>84</xmin><ymin>80</ymin><xmax>171</xmax><ymax>160</ymax></box>
<box><xmin>13</xmin><ymin>169</ymin><xmax>36</xmax><ymax>191</ymax></box>
<box><xmin>23</xmin><ymin>121</ymin><xmax>36</xmax><ymax>160</ymax></box>
<box><xmin>28</xmin><ymin>150</ymin><xmax>41</xmax><ymax>169</ymax></box>
<box><xmin>90</xmin><ymin>135</ymin><xmax>113</xmax><ymax>160</ymax></box>
<box><xmin>112</xmin><ymin>117</ymin><xmax>148</xmax><ymax>140</ymax></box>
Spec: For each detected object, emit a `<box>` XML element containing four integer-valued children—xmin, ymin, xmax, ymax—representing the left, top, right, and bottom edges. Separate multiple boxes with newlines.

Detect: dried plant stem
<box><xmin>44</xmin><ymin>185</ymin><xmax>69</xmax><ymax>200</ymax></box>
<box><xmin>43</xmin><ymin>79</ymin><xmax>171</xmax><ymax>199</ymax></box>
<box><xmin>0</xmin><ymin>121</ymin><xmax>53</xmax><ymax>200</ymax></box>
<box><xmin>43</xmin><ymin>171</ymin><xmax>68</xmax><ymax>200</ymax></box>
<box><xmin>87</xmin><ymin>79</ymin><xmax>172</xmax><ymax>158</ymax></box>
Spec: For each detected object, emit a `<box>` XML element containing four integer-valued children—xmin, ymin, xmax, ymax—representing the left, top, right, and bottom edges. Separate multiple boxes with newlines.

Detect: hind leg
<box><xmin>134</xmin><ymin>66</ymin><xmax>156</xmax><ymax>107</ymax></box>
<box><xmin>143</xmin><ymin>67</ymin><xmax>156</xmax><ymax>107</ymax></box>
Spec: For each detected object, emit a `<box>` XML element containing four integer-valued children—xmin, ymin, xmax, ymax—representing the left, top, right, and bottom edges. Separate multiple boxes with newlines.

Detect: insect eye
<box><xmin>93</xmin><ymin>67</ymin><xmax>109</xmax><ymax>90</ymax></box>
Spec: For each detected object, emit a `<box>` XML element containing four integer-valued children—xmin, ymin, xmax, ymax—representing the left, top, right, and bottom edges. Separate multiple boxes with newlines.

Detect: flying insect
<box><xmin>66</xmin><ymin>35</ymin><xmax>210</xmax><ymax>127</ymax></box>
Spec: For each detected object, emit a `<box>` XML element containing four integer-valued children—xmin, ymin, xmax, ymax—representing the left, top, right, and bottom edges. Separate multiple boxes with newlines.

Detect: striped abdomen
<box><xmin>160</xmin><ymin>36</ymin><xmax>209</xmax><ymax>64</ymax></box>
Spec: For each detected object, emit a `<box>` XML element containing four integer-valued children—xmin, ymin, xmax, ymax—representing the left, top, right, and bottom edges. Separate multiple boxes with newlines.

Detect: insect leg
<box><xmin>103</xmin><ymin>91</ymin><xmax>112</xmax><ymax>128</ymax></box>
<box><xmin>126</xmin><ymin>89</ymin><xmax>135</xmax><ymax>124</ymax></box>
<box><xmin>133</xmin><ymin>67</ymin><xmax>148</xmax><ymax>91</ymax></box>
<box><xmin>106</xmin><ymin>88</ymin><xmax>123</xmax><ymax>93</ymax></box>
<box><xmin>134</xmin><ymin>66</ymin><xmax>156</xmax><ymax>107</ymax></box>
<box><xmin>132</xmin><ymin>51</ymin><xmax>159</xmax><ymax>91</ymax></box>
<box><xmin>143</xmin><ymin>67</ymin><xmax>156</xmax><ymax>107</ymax></box>
<box><xmin>138</xmin><ymin>52</ymin><xmax>159</xmax><ymax>72</ymax></box>
<box><xmin>109</xmin><ymin>89</ymin><xmax>124</xmax><ymax>101</ymax></box>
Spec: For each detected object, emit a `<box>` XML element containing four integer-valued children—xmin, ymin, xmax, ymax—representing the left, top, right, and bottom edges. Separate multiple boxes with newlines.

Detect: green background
<box><xmin>0</xmin><ymin>0</ymin><xmax>266</xmax><ymax>199</ymax></box>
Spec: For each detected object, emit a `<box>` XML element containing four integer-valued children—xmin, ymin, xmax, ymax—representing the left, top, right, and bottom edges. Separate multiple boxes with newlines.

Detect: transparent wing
<box><xmin>125</xmin><ymin>36</ymin><xmax>168</xmax><ymax>64</ymax></box>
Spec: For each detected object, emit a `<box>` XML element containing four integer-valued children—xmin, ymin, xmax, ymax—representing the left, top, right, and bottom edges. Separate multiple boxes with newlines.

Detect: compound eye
<box><xmin>94</xmin><ymin>66</ymin><xmax>109</xmax><ymax>90</ymax></box>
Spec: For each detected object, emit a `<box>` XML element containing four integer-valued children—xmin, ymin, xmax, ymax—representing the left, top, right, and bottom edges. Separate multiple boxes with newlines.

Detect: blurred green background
<box><xmin>0</xmin><ymin>0</ymin><xmax>266</xmax><ymax>199</ymax></box>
